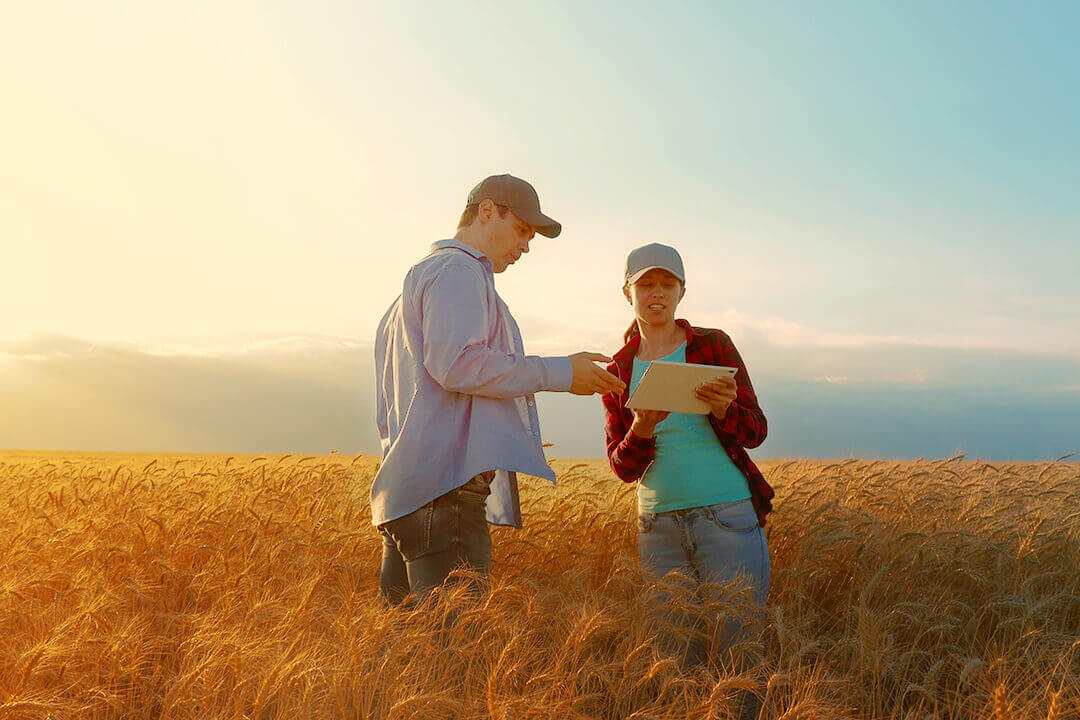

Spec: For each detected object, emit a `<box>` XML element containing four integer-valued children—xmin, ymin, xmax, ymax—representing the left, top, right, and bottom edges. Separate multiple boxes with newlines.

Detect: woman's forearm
<box><xmin>608</xmin><ymin>426</ymin><xmax>657</xmax><ymax>482</ymax></box>
<box><xmin>629</xmin><ymin>419</ymin><xmax>657</xmax><ymax>439</ymax></box>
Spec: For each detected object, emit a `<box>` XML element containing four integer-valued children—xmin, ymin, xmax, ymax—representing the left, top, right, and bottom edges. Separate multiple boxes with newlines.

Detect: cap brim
<box><xmin>514</xmin><ymin>207</ymin><xmax>561</xmax><ymax>238</ymax></box>
<box><xmin>626</xmin><ymin>265</ymin><xmax>685</xmax><ymax>285</ymax></box>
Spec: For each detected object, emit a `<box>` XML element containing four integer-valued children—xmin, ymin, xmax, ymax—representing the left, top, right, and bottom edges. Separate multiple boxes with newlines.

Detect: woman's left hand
<box><xmin>695</xmin><ymin>376</ymin><xmax>738</xmax><ymax>419</ymax></box>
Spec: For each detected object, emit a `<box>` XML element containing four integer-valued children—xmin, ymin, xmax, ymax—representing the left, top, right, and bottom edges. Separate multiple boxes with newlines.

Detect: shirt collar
<box><xmin>613</xmin><ymin>319</ymin><xmax>695</xmax><ymax>369</ymax></box>
<box><xmin>430</xmin><ymin>239</ymin><xmax>493</xmax><ymax>273</ymax></box>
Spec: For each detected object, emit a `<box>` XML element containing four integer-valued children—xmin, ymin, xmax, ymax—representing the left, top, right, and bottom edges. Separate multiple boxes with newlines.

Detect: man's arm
<box><xmin>421</xmin><ymin>263</ymin><xmax>572</xmax><ymax>398</ymax></box>
<box><xmin>375</xmin><ymin>365</ymin><xmax>391</xmax><ymax>459</ymax></box>
<box><xmin>374</xmin><ymin>316</ymin><xmax>392</xmax><ymax>458</ymax></box>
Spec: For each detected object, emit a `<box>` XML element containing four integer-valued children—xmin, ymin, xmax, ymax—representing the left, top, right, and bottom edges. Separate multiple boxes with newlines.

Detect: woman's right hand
<box><xmin>631</xmin><ymin>409</ymin><xmax>670</xmax><ymax>438</ymax></box>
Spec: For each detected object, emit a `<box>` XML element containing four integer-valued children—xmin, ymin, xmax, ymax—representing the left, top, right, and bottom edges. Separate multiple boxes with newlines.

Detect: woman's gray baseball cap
<box><xmin>466</xmin><ymin>174</ymin><xmax>562</xmax><ymax>238</ymax></box>
<box><xmin>625</xmin><ymin>243</ymin><xmax>685</xmax><ymax>284</ymax></box>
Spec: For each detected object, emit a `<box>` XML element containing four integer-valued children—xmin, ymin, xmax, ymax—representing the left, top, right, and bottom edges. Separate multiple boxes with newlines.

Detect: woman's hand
<box><xmin>696</xmin><ymin>375</ymin><xmax>738</xmax><ymax>419</ymax></box>
<box><xmin>631</xmin><ymin>409</ymin><xmax>670</xmax><ymax>438</ymax></box>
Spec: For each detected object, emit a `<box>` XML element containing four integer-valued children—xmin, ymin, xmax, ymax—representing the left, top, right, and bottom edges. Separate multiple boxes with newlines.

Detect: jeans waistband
<box><xmin>650</xmin><ymin>497</ymin><xmax>753</xmax><ymax>519</ymax></box>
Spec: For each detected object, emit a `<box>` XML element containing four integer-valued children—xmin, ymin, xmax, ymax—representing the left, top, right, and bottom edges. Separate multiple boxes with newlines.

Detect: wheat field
<box><xmin>0</xmin><ymin>450</ymin><xmax>1077</xmax><ymax>719</ymax></box>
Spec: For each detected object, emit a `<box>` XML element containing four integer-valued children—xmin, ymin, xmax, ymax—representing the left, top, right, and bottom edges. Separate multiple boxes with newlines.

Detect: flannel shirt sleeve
<box><xmin>708</xmin><ymin>334</ymin><xmax>768</xmax><ymax>449</ymax></box>
<box><xmin>601</xmin><ymin>364</ymin><xmax>656</xmax><ymax>483</ymax></box>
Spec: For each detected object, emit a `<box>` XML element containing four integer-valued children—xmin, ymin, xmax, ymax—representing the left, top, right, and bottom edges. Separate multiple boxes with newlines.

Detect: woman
<box><xmin>601</xmin><ymin>243</ymin><xmax>774</xmax><ymax>678</ymax></box>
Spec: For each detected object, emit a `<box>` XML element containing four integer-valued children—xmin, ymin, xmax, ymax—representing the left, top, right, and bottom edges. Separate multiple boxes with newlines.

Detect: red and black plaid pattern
<box><xmin>602</xmin><ymin>319</ymin><xmax>775</xmax><ymax>526</ymax></box>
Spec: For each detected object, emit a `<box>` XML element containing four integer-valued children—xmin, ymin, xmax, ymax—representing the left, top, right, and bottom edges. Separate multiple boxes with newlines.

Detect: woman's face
<box><xmin>624</xmin><ymin>268</ymin><xmax>685</xmax><ymax>326</ymax></box>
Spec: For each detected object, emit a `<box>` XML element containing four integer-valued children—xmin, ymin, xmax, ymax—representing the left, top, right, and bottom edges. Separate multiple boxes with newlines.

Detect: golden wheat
<box><xmin>0</xmin><ymin>451</ymin><xmax>1077</xmax><ymax>719</ymax></box>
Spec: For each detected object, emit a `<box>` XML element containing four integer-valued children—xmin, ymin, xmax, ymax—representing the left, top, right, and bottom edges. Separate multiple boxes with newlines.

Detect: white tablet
<box><xmin>626</xmin><ymin>361</ymin><xmax>738</xmax><ymax>415</ymax></box>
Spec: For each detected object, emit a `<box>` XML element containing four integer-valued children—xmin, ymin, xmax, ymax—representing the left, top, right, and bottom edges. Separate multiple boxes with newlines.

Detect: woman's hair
<box><xmin>622</xmin><ymin>282</ymin><xmax>639</xmax><ymax>343</ymax></box>
<box><xmin>457</xmin><ymin>203</ymin><xmax>509</xmax><ymax>230</ymax></box>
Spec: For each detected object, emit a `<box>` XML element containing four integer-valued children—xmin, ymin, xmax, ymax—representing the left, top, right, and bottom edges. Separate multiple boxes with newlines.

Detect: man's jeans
<box><xmin>377</xmin><ymin>471</ymin><xmax>495</xmax><ymax>605</ymax></box>
<box><xmin>637</xmin><ymin>498</ymin><xmax>771</xmax><ymax>666</ymax></box>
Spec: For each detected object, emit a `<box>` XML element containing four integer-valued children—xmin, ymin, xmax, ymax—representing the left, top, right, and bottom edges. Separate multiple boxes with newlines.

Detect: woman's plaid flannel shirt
<box><xmin>602</xmin><ymin>319</ymin><xmax>775</xmax><ymax>527</ymax></box>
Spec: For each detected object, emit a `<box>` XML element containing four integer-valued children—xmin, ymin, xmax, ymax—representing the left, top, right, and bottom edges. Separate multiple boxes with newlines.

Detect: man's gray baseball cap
<box><xmin>466</xmin><ymin>174</ymin><xmax>562</xmax><ymax>238</ymax></box>
<box><xmin>625</xmin><ymin>243</ymin><xmax>685</xmax><ymax>285</ymax></box>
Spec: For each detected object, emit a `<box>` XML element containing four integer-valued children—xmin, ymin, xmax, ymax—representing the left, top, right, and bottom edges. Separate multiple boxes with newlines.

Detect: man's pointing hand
<box><xmin>569</xmin><ymin>352</ymin><xmax>626</xmax><ymax>396</ymax></box>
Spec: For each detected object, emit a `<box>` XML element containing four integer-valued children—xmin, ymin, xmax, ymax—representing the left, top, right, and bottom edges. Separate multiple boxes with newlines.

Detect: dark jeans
<box><xmin>377</xmin><ymin>471</ymin><xmax>495</xmax><ymax>605</ymax></box>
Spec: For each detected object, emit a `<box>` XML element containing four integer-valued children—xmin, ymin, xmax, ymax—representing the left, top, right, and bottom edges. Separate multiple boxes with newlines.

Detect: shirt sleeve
<box><xmin>374</xmin><ymin>312</ymin><xmax>392</xmax><ymax>459</ymax></box>
<box><xmin>708</xmin><ymin>336</ymin><xmax>768</xmax><ymax>449</ymax></box>
<box><xmin>602</xmin><ymin>363</ymin><xmax>656</xmax><ymax>482</ymax></box>
<box><xmin>419</xmin><ymin>262</ymin><xmax>573</xmax><ymax>398</ymax></box>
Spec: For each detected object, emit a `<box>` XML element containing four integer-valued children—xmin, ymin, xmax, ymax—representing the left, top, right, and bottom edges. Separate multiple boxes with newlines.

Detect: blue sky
<box><xmin>1</xmin><ymin>2</ymin><xmax>1077</xmax><ymax>459</ymax></box>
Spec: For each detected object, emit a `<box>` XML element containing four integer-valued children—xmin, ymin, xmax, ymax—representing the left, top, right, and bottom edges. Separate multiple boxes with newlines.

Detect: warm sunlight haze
<box><xmin>2</xmin><ymin>5</ymin><xmax>1079</xmax><ymax>716</ymax></box>
<box><xmin>2</xmin><ymin>3</ymin><xmax>1078</xmax><ymax>459</ymax></box>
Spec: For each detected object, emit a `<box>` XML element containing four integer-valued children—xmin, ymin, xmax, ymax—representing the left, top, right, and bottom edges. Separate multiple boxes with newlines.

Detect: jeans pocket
<box><xmin>705</xmin><ymin>502</ymin><xmax>759</xmax><ymax>533</ymax></box>
<box><xmin>385</xmin><ymin>501</ymin><xmax>437</xmax><ymax>561</ymax></box>
<box><xmin>457</xmin><ymin>471</ymin><xmax>493</xmax><ymax>504</ymax></box>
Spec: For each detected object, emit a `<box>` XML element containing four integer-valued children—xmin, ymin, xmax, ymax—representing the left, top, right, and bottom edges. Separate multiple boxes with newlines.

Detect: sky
<box><xmin>2</xmin><ymin>2</ymin><xmax>1078</xmax><ymax>460</ymax></box>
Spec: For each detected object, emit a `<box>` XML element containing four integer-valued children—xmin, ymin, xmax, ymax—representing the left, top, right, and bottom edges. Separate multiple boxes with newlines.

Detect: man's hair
<box><xmin>458</xmin><ymin>202</ymin><xmax>509</xmax><ymax>230</ymax></box>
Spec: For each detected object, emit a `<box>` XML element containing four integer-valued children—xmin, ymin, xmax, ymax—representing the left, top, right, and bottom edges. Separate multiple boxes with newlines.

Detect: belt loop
<box><xmin>638</xmin><ymin>512</ymin><xmax>655</xmax><ymax>533</ymax></box>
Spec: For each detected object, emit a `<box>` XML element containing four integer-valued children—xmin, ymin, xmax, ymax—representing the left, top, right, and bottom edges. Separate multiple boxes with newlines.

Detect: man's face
<box><xmin>487</xmin><ymin>210</ymin><xmax>536</xmax><ymax>273</ymax></box>
<box><xmin>624</xmin><ymin>268</ymin><xmax>685</xmax><ymax>325</ymax></box>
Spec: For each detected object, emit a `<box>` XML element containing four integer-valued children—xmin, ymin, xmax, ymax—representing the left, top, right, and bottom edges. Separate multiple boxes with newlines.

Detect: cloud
<box><xmin>0</xmin><ymin>334</ymin><xmax>103</xmax><ymax>360</ymax></box>
<box><xmin>512</xmin><ymin>305</ymin><xmax>1080</xmax><ymax>372</ymax></box>
<box><xmin>1</xmin><ymin>333</ymin><xmax>1078</xmax><ymax>461</ymax></box>
<box><xmin>813</xmin><ymin>369</ymin><xmax>927</xmax><ymax>386</ymax></box>
<box><xmin>704</xmin><ymin>310</ymin><xmax>915</xmax><ymax>349</ymax></box>
<box><xmin>0</xmin><ymin>335</ymin><xmax>377</xmax><ymax>455</ymax></box>
<box><xmin>693</xmin><ymin>309</ymin><xmax>1080</xmax><ymax>357</ymax></box>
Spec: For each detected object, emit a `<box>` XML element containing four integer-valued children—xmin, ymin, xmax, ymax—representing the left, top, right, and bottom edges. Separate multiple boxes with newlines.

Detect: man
<box><xmin>373</xmin><ymin>174</ymin><xmax>625</xmax><ymax>604</ymax></box>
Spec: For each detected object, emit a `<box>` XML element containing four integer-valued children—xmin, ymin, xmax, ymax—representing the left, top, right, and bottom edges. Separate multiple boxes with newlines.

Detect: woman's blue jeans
<box><xmin>637</xmin><ymin>497</ymin><xmax>771</xmax><ymax>668</ymax></box>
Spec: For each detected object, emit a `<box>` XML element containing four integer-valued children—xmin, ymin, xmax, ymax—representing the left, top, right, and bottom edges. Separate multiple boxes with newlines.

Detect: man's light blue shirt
<box><xmin>372</xmin><ymin>239</ymin><xmax>573</xmax><ymax>528</ymax></box>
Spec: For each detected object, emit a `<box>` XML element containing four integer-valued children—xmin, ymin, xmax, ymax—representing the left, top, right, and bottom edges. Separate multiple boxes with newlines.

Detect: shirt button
<box><xmin>527</xmin><ymin>400</ymin><xmax>535</xmax><ymax>407</ymax></box>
